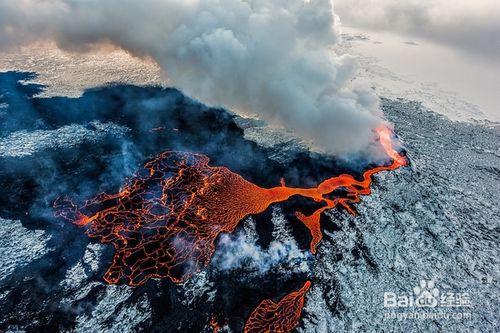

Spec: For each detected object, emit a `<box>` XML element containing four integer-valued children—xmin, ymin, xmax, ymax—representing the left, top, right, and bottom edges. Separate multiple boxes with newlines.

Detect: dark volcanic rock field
<box><xmin>0</xmin><ymin>72</ymin><xmax>498</xmax><ymax>332</ymax></box>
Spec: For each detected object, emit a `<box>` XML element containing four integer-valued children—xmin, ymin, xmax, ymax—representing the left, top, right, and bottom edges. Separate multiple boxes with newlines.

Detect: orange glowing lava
<box><xmin>210</xmin><ymin>316</ymin><xmax>221</xmax><ymax>333</ymax></box>
<box><xmin>244</xmin><ymin>280</ymin><xmax>311</xmax><ymax>333</ymax></box>
<box><xmin>54</xmin><ymin>126</ymin><xmax>406</xmax><ymax>286</ymax></box>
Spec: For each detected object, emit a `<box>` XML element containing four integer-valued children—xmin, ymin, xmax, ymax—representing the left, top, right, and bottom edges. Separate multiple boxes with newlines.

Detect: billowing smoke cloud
<box><xmin>212</xmin><ymin>209</ymin><xmax>311</xmax><ymax>277</ymax></box>
<box><xmin>335</xmin><ymin>0</ymin><xmax>500</xmax><ymax>58</ymax></box>
<box><xmin>212</xmin><ymin>213</ymin><xmax>311</xmax><ymax>276</ymax></box>
<box><xmin>213</xmin><ymin>232</ymin><xmax>311</xmax><ymax>275</ymax></box>
<box><xmin>0</xmin><ymin>0</ymin><xmax>384</xmax><ymax>156</ymax></box>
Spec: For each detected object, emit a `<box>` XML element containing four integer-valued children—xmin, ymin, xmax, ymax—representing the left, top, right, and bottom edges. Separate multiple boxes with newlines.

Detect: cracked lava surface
<box><xmin>54</xmin><ymin>126</ymin><xmax>407</xmax><ymax>331</ymax></box>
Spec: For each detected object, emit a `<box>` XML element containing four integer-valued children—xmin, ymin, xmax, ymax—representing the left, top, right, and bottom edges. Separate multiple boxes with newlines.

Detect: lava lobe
<box><xmin>244</xmin><ymin>281</ymin><xmax>311</xmax><ymax>333</ymax></box>
<box><xmin>55</xmin><ymin>127</ymin><xmax>407</xmax><ymax>286</ymax></box>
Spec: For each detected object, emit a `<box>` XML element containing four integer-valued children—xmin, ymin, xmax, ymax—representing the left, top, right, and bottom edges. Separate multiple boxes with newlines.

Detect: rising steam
<box><xmin>0</xmin><ymin>0</ymin><xmax>383</xmax><ymax>155</ymax></box>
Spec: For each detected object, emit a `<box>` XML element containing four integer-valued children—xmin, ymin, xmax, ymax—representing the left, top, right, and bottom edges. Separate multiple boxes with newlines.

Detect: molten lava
<box><xmin>210</xmin><ymin>316</ymin><xmax>221</xmax><ymax>333</ymax></box>
<box><xmin>54</xmin><ymin>126</ymin><xmax>407</xmax><ymax>286</ymax></box>
<box><xmin>244</xmin><ymin>281</ymin><xmax>311</xmax><ymax>333</ymax></box>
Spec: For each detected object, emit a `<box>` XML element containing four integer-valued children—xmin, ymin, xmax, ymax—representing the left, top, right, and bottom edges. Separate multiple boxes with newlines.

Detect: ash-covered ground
<box><xmin>0</xmin><ymin>72</ymin><xmax>498</xmax><ymax>332</ymax></box>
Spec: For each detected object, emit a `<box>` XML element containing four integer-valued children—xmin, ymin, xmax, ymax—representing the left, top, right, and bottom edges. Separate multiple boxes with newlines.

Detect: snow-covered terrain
<box><xmin>0</xmin><ymin>43</ymin><xmax>162</xmax><ymax>98</ymax></box>
<box><xmin>339</xmin><ymin>27</ymin><xmax>500</xmax><ymax>123</ymax></box>
<box><xmin>0</xmin><ymin>37</ymin><xmax>498</xmax><ymax>332</ymax></box>
<box><xmin>0</xmin><ymin>2</ymin><xmax>498</xmax><ymax>331</ymax></box>
<box><xmin>299</xmin><ymin>99</ymin><xmax>499</xmax><ymax>332</ymax></box>
<box><xmin>0</xmin><ymin>218</ymin><xmax>52</xmax><ymax>280</ymax></box>
<box><xmin>0</xmin><ymin>87</ymin><xmax>497</xmax><ymax>331</ymax></box>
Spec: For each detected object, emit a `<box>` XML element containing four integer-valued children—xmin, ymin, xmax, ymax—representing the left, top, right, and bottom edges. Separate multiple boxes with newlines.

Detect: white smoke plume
<box><xmin>213</xmin><ymin>232</ymin><xmax>311</xmax><ymax>275</ymax></box>
<box><xmin>0</xmin><ymin>0</ymin><xmax>384</xmax><ymax>155</ymax></box>
<box><xmin>212</xmin><ymin>215</ymin><xmax>311</xmax><ymax>276</ymax></box>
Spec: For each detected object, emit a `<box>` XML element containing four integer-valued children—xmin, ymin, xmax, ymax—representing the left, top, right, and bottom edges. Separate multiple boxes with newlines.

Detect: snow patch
<box><xmin>0</xmin><ymin>121</ymin><xmax>129</xmax><ymax>157</ymax></box>
<box><xmin>0</xmin><ymin>218</ymin><xmax>51</xmax><ymax>280</ymax></box>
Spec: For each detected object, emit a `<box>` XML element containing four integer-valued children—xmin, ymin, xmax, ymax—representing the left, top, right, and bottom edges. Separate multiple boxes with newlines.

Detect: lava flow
<box><xmin>54</xmin><ymin>126</ymin><xmax>407</xmax><ymax>286</ymax></box>
<box><xmin>244</xmin><ymin>281</ymin><xmax>311</xmax><ymax>333</ymax></box>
